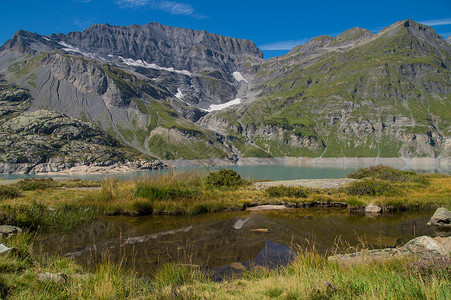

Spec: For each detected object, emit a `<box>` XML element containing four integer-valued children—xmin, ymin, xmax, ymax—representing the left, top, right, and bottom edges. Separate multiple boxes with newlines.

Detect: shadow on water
<box><xmin>35</xmin><ymin>209</ymin><xmax>447</xmax><ymax>278</ymax></box>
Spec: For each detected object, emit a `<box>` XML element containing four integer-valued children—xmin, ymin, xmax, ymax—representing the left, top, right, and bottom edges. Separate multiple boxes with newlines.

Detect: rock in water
<box><xmin>427</xmin><ymin>207</ymin><xmax>451</xmax><ymax>228</ymax></box>
<box><xmin>365</xmin><ymin>204</ymin><xmax>382</xmax><ymax>215</ymax></box>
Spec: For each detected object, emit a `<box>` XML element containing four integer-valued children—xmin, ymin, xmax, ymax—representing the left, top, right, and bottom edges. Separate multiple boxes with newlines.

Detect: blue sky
<box><xmin>1</xmin><ymin>0</ymin><xmax>450</xmax><ymax>58</ymax></box>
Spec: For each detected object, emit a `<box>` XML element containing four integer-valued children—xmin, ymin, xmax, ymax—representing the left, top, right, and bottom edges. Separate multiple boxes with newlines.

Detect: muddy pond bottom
<box><xmin>36</xmin><ymin>209</ymin><xmax>445</xmax><ymax>279</ymax></box>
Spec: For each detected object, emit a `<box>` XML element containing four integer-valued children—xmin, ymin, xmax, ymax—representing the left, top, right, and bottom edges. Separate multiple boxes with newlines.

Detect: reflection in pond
<box><xmin>36</xmin><ymin>209</ymin><xmax>443</xmax><ymax>278</ymax></box>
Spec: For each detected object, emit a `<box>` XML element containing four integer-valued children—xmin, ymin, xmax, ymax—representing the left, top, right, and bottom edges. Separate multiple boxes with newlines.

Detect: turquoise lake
<box><xmin>1</xmin><ymin>164</ymin><xmax>449</xmax><ymax>181</ymax></box>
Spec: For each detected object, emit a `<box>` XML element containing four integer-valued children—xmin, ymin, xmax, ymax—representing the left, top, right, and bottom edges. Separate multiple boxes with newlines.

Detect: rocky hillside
<box><xmin>0</xmin><ymin>20</ymin><xmax>449</xmax><ymax>169</ymax></box>
<box><xmin>0</xmin><ymin>77</ymin><xmax>164</xmax><ymax>173</ymax></box>
<box><xmin>202</xmin><ymin>20</ymin><xmax>451</xmax><ymax>159</ymax></box>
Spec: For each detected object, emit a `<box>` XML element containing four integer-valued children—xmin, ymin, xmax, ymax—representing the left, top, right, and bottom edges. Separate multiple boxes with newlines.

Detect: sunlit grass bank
<box><xmin>0</xmin><ymin>166</ymin><xmax>450</xmax><ymax>233</ymax></box>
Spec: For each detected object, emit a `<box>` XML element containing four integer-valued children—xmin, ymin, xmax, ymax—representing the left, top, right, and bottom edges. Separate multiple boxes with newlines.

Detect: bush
<box><xmin>205</xmin><ymin>169</ymin><xmax>243</xmax><ymax>187</ymax></box>
<box><xmin>347</xmin><ymin>165</ymin><xmax>429</xmax><ymax>185</ymax></box>
<box><xmin>15</xmin><ymin>178</ymin><xmax>56</xmax><ymax>191</ymax></box>
<box><xmin>0</xmin><ymin>185</ymin><xmax>21</xmax><ymax>199</ymax></box>
<box><xmin>265</xmin><ymin>185</ymin><xmax>308</xmax><ymax>198</ymax></box>
<box><xmin>133</xmin><ymin>185</ymin><xmax>194</xmax><ymax>201</ymax></box>
<box><xmin>132</xmin><ymin>200</ymin><xmax>153</xmax><ymax>214</ymax></box>
<box><xmin>344</xmin><ymin>179</ymin><xmax>401</xmax><ymax>197</ymax></box>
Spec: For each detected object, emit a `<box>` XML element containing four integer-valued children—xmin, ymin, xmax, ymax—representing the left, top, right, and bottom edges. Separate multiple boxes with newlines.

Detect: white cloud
<box><xmin>115</xmin><ymin>0</ymin><xmax>206</xmax><ymax>18</ymax></box>
<box><xmin>157</xmin><ymin>1</ymin><xmax>194</xmax><ymax>15</ymax></box>
<box><xmin>259</xmin><ymin>39</ymin><xmax>309</xmax><ymax>51</ymax></box>
<box><xmin>419</xmin><ymin>18</ymin><xmax>451</xmax><ymax>26</ymax></box>
<box><xmin>115</xmin><ymin>0</ymin><xmax>149</xmax><ymax>8</ymax></box>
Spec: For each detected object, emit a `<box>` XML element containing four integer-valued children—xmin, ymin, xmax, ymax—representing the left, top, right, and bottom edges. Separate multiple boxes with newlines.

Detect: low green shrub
<box><xmin>133</xmin><ymin>185</ymin><xmax>195</xmax><ymax>201</ymax></box>
<box><xmin>205</xmin><ymin>169</ymin><xmax>243</xmax><ymax>187</ymax></box>
<box><xmin>132</xmin><ymin>200</ymin><xmax>153</xmax><ymax>214</ymax></box>
<box><xmin>344</xmin><ymin>179</ymin><xmax>401</xmax><ymax>197</ymax></box>
<box><xmin>7</xmin><ymin>202</ymin><xmax>100</xmax><ymax>232</ymax></box>
<box><xmin>15</xmin><ymin>178</ymin><xmax>57</xmax><ymax>191</ymax></box>
<box><xmin>265</xmin><ymin>185</ymin><xmax>309</xmax><ymax>198</ymax></box>
<box><xmin>0</xmin><ymin>185</ymin><xmax>21</xmax><ymax>199</ymax></box>
<box><xmin>347</xmin><ymin>165</ymin><xmax>429</xmax><ymax>185</ymax></box>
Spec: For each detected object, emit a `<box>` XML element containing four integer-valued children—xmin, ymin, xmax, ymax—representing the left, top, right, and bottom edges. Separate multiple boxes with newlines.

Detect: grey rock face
<box><xmin>55</xmin><ymin>22</ymin><xmax>263</xmax><ymax>73</ymax></box>
<box><xmin>427</xmin><ymin>207</ymin><xmax>451</xmax><ymax>227</ymax></box>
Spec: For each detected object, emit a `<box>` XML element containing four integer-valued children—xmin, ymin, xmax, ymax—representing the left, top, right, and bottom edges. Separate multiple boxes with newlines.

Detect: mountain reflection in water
<box><xmin>36</xmin><ymin>209</ymin><xmax>439</xmax><ymax>277</ymax></box>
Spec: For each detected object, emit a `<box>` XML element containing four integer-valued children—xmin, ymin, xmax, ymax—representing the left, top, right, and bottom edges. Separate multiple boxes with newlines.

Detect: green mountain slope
<box><xmin>201</xmin><ymin>20</ymin><xmax>451</xmax><ymax>159</ymax></box>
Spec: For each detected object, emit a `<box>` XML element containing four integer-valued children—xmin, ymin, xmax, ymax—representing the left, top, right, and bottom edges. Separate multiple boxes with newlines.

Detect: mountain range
<box><xmin>0</xmin><ymin>19</ymin><xmax>449</xmax><ymax>173</ymax></box>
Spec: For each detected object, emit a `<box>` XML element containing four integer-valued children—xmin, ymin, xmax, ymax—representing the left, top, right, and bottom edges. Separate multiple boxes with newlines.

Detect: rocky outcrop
<box><xmin>328</xmin><ymin>236</ymin><xmax>451</xmax><ymax>264</ymax></box>
<box><xmin>427</xmin><ymin>207</ymin><xmax>451</xmax><ymax>228</ymax></box>
<box><xmin>0</xmin><ymin>83</ymin><xmax>165</xmax><ymax>174</ymax></box>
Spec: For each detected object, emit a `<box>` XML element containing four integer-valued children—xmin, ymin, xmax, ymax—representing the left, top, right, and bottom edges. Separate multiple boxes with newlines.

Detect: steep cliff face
<box><xmin>0</xmin><ymin>20</ymin><xmax>449</xmax><ymax>167</ymax></box>
<box><xmin>201</xmin><ymin>20</ymin><xmax>451</xmax><ymax>159</ymax></box>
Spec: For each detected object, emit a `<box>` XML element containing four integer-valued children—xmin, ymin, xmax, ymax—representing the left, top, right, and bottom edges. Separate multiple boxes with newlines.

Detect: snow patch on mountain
<box><xmin>175</xmin><ymin>88</ymin><xmax>184</xmax><ymax>100</ymax></box>
<box><xmin>233</xmin><ymin>71</ymin><xmax>248</xmax><ymax>82</ymax></box>
<box><xmin>119</xmin><ymin>57</ymin><xmax>192</xmax><ymax>76</ymax></box>
<box><xmin>58</xmin><ymin>41</ymin><xmax>100</xmax><ymax>60</ymax></box>
<box><xmin>207</xmin><ymin>98</ymin><xmax>242</xmax><ymax>112</ymax></box>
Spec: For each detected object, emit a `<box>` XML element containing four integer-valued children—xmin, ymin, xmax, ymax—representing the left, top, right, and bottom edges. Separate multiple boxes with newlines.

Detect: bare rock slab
<box><xmin>427</xmin><ymin>207</ymin><xmax>451</xmax><ymax>228</ymax></box>
<box><xmin>328</xmin><ymin>236</ymin><xmax>451</xmax><ymax>264</ymax></box>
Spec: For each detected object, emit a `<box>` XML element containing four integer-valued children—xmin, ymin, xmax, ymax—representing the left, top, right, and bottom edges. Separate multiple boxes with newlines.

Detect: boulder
<box><xmin>365</xmin><ymin>204</ymin><xmax>382</xmax><ymax>215</ymax></box>
<box><xmin>37</xmin><ymin>272</ymin><xmax>68</xmax><ymax>284</ymax></box>
<box><xmin>427</xmin><ymin>207</ymin><xmax>451</xmax><ymax>227</ymax></box>
<box><xmin>328</xmin><ymin>236</ymin><xmax>451</xmax><ymax>264</ymax></box>
<box><xmin>0</xmin><ymin>225</ymin><xmax>22</xmax><ymax>238</ymax></box>
<box><xmin>397</xmin><ymin>236</ymin><xmax>451</xmax><ymax>259</ymax></box>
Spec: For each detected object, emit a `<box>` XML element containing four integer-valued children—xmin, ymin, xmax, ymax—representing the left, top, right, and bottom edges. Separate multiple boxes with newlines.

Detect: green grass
<box><xmin>1</xmin><ymin>232</ymin><xmax>449</xmax><ymax>299</ymax></box>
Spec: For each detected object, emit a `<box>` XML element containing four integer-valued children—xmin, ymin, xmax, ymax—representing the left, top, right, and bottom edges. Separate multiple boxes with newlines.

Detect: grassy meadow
<box><xmin>0</xmin><ymin>166</ymin><xmax>449</xmax><ymax>299</ymax></box>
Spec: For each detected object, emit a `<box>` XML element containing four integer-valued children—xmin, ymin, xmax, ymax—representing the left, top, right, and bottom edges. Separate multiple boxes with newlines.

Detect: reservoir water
<box><xmin>1</xmin><ymin>164</ymin><xmax>449</xmax><ymax>182</ymax></box>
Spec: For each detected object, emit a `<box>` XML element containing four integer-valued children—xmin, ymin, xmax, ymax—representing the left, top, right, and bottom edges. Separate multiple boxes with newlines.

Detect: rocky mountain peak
<box><xmin>329</xmin><ymin>27</ymin><xmax>374</xmax><ymax>47</ymax></box>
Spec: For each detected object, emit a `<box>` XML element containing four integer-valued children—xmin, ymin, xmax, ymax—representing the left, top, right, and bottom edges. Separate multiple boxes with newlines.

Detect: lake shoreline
<box><xmin>165</xmin><ymin>156</ymin><xmax>450</xmax><ymax>171</ymax></box>
<box><xmin>0</xmin><ymin>157</ymin><xmax>449</xmax><ymax>175</ymax></box>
